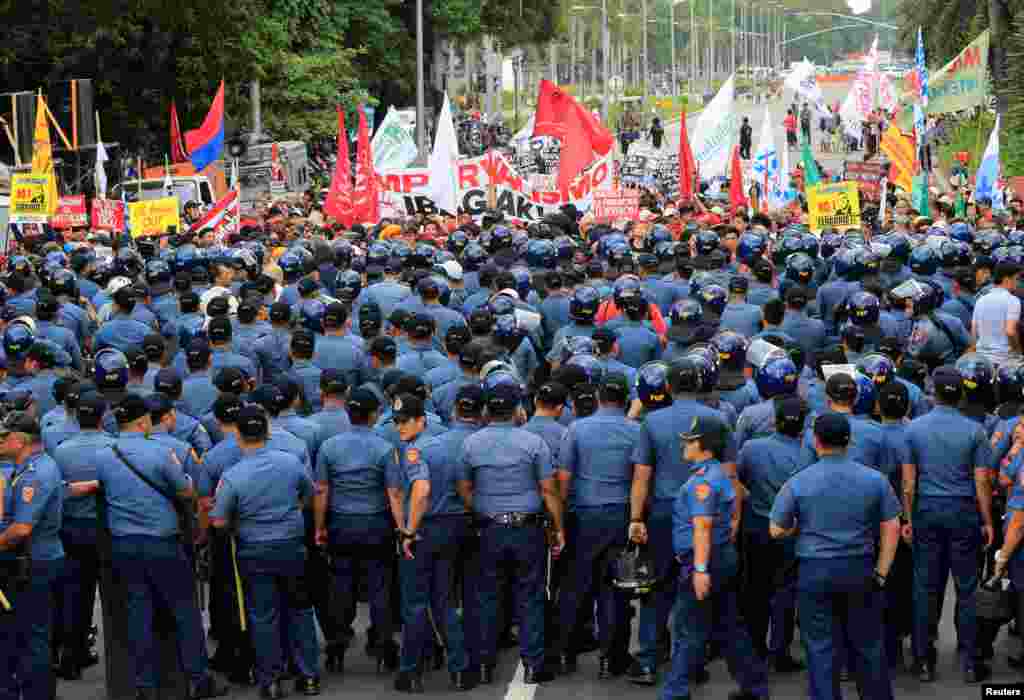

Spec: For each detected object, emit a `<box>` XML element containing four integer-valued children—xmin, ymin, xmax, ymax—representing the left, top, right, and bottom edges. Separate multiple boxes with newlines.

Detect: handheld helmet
<box><xmin>908</xmin><ymin>245</ymin><xmax>940</xmax><ymax>277</ymax></box>
<box><xmin>955</xmin><ymin>353</ymin><xmax>996</xmax><ymax>405</ymax></box>
<box><xmin>526</xmin><ymin>240</ymin><xmax>557</xmax><ymax>270</ymax></box>
<box><xmin>565</xmin><ymin>353</ymin><xmax>606</xmax><ymax>385</ymax></box>
<box><xmin>856</xmin><ymin>353</ymin><xmax>896</xmax><ymax>386</ymax></box>
<box><xmin>695</xmin><ymin>230</ymin><xmax>721</xmax><ymax>256</ymax></box>
<box><xmin>784</xmin><ymin>252</ymin><xmax>815</xmax><ymax>285</ymax></box>
<box><xmin>670</xmin><ymin>298</ymin><xmax>703</xmax><ymax>326</ymax></box>
<box><xmin>335</xmin><ymin>270</ymin><xmax>363</xmax><ymax>303</ymax></box>
<box><xmin>683</xmin><ymin>348</ymin><xmax>720</xmax><ymax>393</ymax></box>
<box><xmin>737</xmin><ymin>232</ymin><xmax>766</xmax><ymax>265</ymax></box>
<box><xmin>608</xmin><ymin>543</ymin><xmax>659</xmax><ymax>597</ymax></box>
<box><xmin>3</xmin><ymin>322</ymin><xmax>35</xmax><ymax>361</ymax></box>
<box><xmin>711</xmin><ymin>330</ymin><xmax>749</xmax><ymax>372</ymax></box>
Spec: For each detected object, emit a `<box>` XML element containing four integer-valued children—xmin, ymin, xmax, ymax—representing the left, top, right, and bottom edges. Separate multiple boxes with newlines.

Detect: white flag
<box><xmin>751</xmin><ymin>110</ymin><xmax>777</xmax><ymax>183</ymax></box>
<box><xmin>691</xmin><ymin>74</ymin><xmax>736</xmax><ymax>180</ymax></box>
<box><xmin>372</xmin><ymin>107</ymin><xmax>419</xmax><ymax>172</ymax></box>
<box><xmin>785</xmin><ymin>59</ymin><xmax>829</xmax><ymax>116</ymax></box>
<box><xmin>94</xmin><ymin>139</ymin><xmax>109</xmax><ymax>199</ymax></box>
<box><xmin>425</xmin><ymin>92</ymin><xmax>460</xmax><ymax>215</ymax></box>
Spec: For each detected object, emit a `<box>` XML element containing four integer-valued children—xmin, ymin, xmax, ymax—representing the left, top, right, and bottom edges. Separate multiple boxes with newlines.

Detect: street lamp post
<box><xmin>415</xmin><ymin>0</ymin><xmax>426</xmax><ymax>161</ymax></box>
<box><xmin>642</xmin><ymin>0</ymin><xmax>648</xmax><ymax>104</ymax></box>
<box><xmin>602</xmin><ymin>0</ymin><xmax>609</xmax><ymax>123</ymax></box>
<box><xmin>706</xmin><ymin>0</ymin><xmax>713</xmax><ymax>94</ymax></box>
<box><xmin>670</xmin><ymin>2</ymin><xmax>677</xmax><ymax>97</ymax></box>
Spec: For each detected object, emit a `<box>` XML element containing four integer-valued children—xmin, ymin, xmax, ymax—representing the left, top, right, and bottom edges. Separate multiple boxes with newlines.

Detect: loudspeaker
<box><xmin>11</xmin><ymin>91</ymin><xmax>35</xmax><ymax>165</ymax></box>
<box><xmin>47</xmin><ymin>79</ymin><xmax>95</xmax><ymax>149</ymax></box>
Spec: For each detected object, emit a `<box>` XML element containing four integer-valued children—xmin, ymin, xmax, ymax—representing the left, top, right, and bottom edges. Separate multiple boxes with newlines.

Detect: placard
<box><xmin>128</xmin><ymin>196</ymin><xmax>180</xmax><ymax>238</ymax></box>
<box><xmin>593</xmin><ymin>190</ymin><xmax>641</xmax><ymax>222</ymax></box>
<box><xmin>51</xmin><ymin>195</ymin><xmax>88</xmax><ymax>229</ymax></box>
<box><xmin>9</xmin><ymin>173</ymin><xmax>55</xmax><ymax>223</ymax></box>
<box><xmin>91</xmin><ymin>198</ymin><xmax>126</xmax><ymax>232</ymax></box>
<box><xmin>844</xmin><ymin>160</ymin><xmax>886</xmax><ymax>200</ymax></box>
<box><xmin>806</xmin><ymin>181</ymin><xmax>862</xmax><ymax>233</ymax></box>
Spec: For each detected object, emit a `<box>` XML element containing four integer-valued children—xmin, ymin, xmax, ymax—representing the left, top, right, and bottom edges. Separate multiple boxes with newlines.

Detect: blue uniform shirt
<box><xmin>632</xmin><ymin>399</ymin><xmax>737</xmax><ymax>502</ymax></box>
<box><xmin>390</xmin><ymin>435</ymin><xmax>432</xmax><ymax>529</ymax></box>
<box><xmin>288</xmin><ymin>360</ymin><xmax>324</xmax><ymax>414</ymax></box>
<box><xmin>95</xmin><ymin>433</ymin><xmax>191</xmax><ymax>538</ymax></box>
<box><xmin>559</xmin><ymin>407</ymin><xmax>639</xmax><ymax>507</ymax></box>
<box><xmin>315</xmin><ymin>426</ymin><xmax>398</xmax><ymax>517</ymax></box>
<box><xmin>802</xmin><ymin>412</ymin><xmax>886</xmax><ymax>471</ymax></box>
<box><xmin>877</xmin><ymin>422</ymin><xmax>911</xmax><ymax>487</ymax></box>
<box><xmin>310</xmin><ymin>406</ymin><xmax>351</xmax><ymax>447</ymax></box>
<box><xmin>94</xmin><ymin>317</ymin><xmax>153</xmax><ymax>353</ymax></box>
<box><xmin>181</xmin><ymin>370</ymin><xmax>219</xmax><ymax>419</ymax></box>
<box><xmin>771</xmin><ymin>454</ymin><xmax>901</xmax><ymax>559</ymax></box>
<box><xmin>458</xmin><ymin>420</ymin><xmax>553</xmax><ymax>516</ymax></box>
<box><xmin>211</xmin><ymin>447</ymin><xmax>312</xmax><ymax>557</ymax></box>
<box><xmin>720</xmin><ymin>302</ymin><xmax>763</xmax><ymax>338</ymax></box>
<box><xmin>254</xmin><ymin>328</ymin><xmax>292</xmax><ymax>383</ymax></box>
<box><xmin>273</xmin><ymin>412</ymin><xmax>321</xmax><ymax>463</ymax></box>
<box><xmin>906</xmin><ymin>405</ymin><xmax>992</xmax><ymax>499</ymax></box>
<box><xmin>36</xmin><ymin>320</ymin><xmax>83</xmax><ymax>370</ymax></box>
<box><xmin>719</xmin><ymin>378</ymin><xmax>760</xmax><ymax>416</ymax></box>
<box><xmin>417</xmin><ymin>421</ymin><xmax>477</xmax><ymax>519</ymax></box>
<box><xmin>42</xmin><ymin>406</ymin><xmax>79</xmax><ymax>455</ymax></box>
<box><xmin>612</xmin><ymin>321</ymin><xmax>662</xmax><ymax>369</ymax></box>
<box><xmin>0</xmin><ymin>451</ymin><xmax>64</xmax><ymax>561</ymax></box>
<box><xmin>396</xmin><ymin>342</ymin><xmax>450</xmax><ymax>378</ymax></box>
<box><xmin>432</xmin><ymin>374</ymin><xmax>478</xmax><ymax>424</ymax></box>
<box><xmin>672</xmin><ymin>460</ymin><xmax>735</xmax><ymax>554</ymax></box>
<box><xmin>738</xmin><ymin>433</ymin><xmax>813</xmax><ymax>521</ymax></box>
<box><xmin>313</xmin><ymin>334</ymin><xmax>367</xmax><ymax>391</ymax></box>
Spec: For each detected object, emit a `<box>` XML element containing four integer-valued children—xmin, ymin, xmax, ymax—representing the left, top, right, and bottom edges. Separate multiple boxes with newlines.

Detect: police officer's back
<box><xmin>211</xmin><ymin>404</ymin><xmax>321</xmax><ymax>697</ymax></box>
<box><xmin>770</xmin><ymin>412</ymin><xmax>901</xmax><ymax>700</ymax></box>
<box><xmin>456</xmin><ymin>380</ymin><xmax>563</xmax><ymax>684</ymax></box>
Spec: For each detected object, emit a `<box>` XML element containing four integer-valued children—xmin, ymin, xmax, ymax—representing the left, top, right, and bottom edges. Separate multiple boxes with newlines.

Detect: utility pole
<box><xmin>707</xmin><ymin>0</ymin><xmax>713</xmax><ymax>94</ymax></box>
<box><xmin>602</xmin><ymin>0</ymin><xmax>609</xmax><ymax>122</ymax></box>
<box><xmin>731</xmin><ymin>0</ymin><xmax>736</xmax><ymax>77</ymax></box>
<box><xmin>415</xmin><ymin>0</ymin><xmax>426</xmax><ymax>162</ymax></box>
<box><xmin>642</xmin><ymin>0</ymin><xmax>648</xmax><ymax>104</ymax></box>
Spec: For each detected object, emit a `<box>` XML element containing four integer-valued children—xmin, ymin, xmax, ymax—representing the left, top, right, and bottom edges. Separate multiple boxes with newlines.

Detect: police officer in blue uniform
<box><xmin>287</xmin><ymin>330</ymin><xmax>324</xmax><ymax>414</ymax></box>
<box><xmin>904</xmin><ymin>366</ymin><xmax>994</xmax><ymax>683</ymax></box>
<box><xmin>771</xmin><ymin>412</ymin><xmax>900</xmax><ymax>700</ymax></box>
<box><xmin>309</xmin><ymin>369</ymin><xmax>351</xmax><ymax>443</ymax></box>
<box><xmin>0</xmin><ymin>412</ymin><xmax>65</xmax><ymax>700</ymax></box>
<box><xmin>661</xmin><ymin>414</ymin><xmax>770</xmax><ymax>700</ymax></box>
<box><xmin>720</xmin><ymin>277</ymin><xmax>763</xmax><ymax>339</ymax></box>
<box><xmin>211</xmin><ymin>404</ymin><xmax>321</xmax><ymax>699</ymax></box>
<box><xmin>456</xmin><ymin>379</ymin><xmax>563</xmax><ymax>685</ymax></box>
<box><xmin>313</xmin><ymin>387</ymin><xmax>400</xmax><ymax>672</ymax></box>
<box><xmin>738</xmin><ymin>395</ymin><xmax>812</xmax><ymax>671</ymax></box>
<box><xmin>628</xmin><ymin>356</ymin><xmax>738</xmax><ymax>685</ymax></box>
<box><xmin>386</xmin><ymin>394</ymin><xmax>436</xmax><ymax>693</ymax></box>
<box><xmin>76</xmin><ymin>394</ymin><xmax>227</xmax><ymax>700</ymax></box>
<box><xmin>254</xmin><ymin>303</ymin><xmax>295</xmax><ymax>384</ymax></box>
<box><xmin>53</xmin><ymin>395</ymin><xmax>113</xmax><ymax>679</ymax></box>
<box><xmin>314</xmin><ymin>303</ymin><xmax>368</xmax><ymax>390</ymax></box>
<box><xmin>551</xmin><ymin>373</ymin><xmax>637</xmax><ymax>678</ymax></box>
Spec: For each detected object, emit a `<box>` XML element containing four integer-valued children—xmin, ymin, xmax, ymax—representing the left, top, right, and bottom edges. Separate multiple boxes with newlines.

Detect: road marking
<box><xmin>502</xmin><ymin>661</ymin><xmax>537</xmax><ymax>700</ymax></box>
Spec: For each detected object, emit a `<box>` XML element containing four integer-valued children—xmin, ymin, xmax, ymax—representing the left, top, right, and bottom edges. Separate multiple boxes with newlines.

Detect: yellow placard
<box><xmin>806</xmin><ymin>181</ymin><xmax>861</xmax><ymax>233</ymax></box>
<box><xmin>128</xmin><ymin>197</ymin><xmax>180</xmax><ymax>238</ymax></box>
<box><xmin>10</xmin><ymin>173</ymin><xmax>56</xmax><ymax>223</ymax></box>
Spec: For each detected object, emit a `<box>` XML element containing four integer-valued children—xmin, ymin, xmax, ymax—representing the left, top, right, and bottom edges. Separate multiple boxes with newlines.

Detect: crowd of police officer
<box><xmin>2</xmin><ymin>205</ymin><xmax>1024</xmax><ymax>700</ymax></box>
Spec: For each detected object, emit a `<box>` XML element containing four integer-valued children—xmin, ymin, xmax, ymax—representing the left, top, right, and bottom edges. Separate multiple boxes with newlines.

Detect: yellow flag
<box><xmin>31</xmin><ymin>93</ymin><xmax>58</xmax><ymax>216</ymax></box>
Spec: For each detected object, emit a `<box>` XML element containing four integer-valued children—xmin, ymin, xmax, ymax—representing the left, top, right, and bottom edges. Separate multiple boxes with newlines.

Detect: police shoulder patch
<box><xmin>22</xmin><ymin>486</ymin><xmax>34</xmax><ymax>504</ymax></box>
<box><xmin>406</xmin><ymin>448</ymin><xmax>420</xmax><ymax>464</ymax></box>
<box><xmin>694</xmin><ymin>483</ymin><xmax>711</xmax><ymax>502</ymax></box>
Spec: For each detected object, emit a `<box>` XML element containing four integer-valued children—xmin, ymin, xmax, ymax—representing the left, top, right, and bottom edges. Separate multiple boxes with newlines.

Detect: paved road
<box><xmin>62</xmin><ymin>578</ymin><xmax>1021</xmax><ymax>700</ymax></box>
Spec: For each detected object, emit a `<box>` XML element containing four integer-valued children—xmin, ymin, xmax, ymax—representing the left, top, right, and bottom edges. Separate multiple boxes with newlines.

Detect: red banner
<box><xmin>592</xmin><ymin>189</ymin><xmax>640</xmax><ymax>222</ymax></box>
<box><xmin>51</xmin><ymin>195</ymin><xmax>88</xmax><ymax>229</ymax></box>
<box><xmin>91</xmin><ymin>198</ymin><xmax>126</xmax><ymax>232</ymax></box>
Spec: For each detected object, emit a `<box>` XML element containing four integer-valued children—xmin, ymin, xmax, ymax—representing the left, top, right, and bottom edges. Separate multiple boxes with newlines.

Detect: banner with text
<box><xmin>592</xmin><ymin>190</ymin><xmax>641</xmax><ymax>222</ymax></box>
<box><xmin>899</xmin><ymin>30</ymin><xmax>989</xmax><ymax>129</ymax></box>
<box><xmin>91</xmin><ymin>199</ymin><xmax>126</xmax><ymax>232</ymax></box>
<box><xmin>128</xmin><ymin>196</ymin><xmax>181</xmax><ymax>237</ymax></box>
<box><xmin>9</xmin><ymin>173</ymin><xmax>56</xmax><ymax>223</ymax></box>
<box><xmin>807</xmin><ymin>181</ymin><xmax>862</xmax><ymax>232</ymax></box>
<box><xmin>844</xmin><ymin>161</ymin><xmax>887</xmax><ymax>200</ymax></box>
<box><xmin>376</xmin><ymin>150</ymin><xmax>614</xmax><ymax>223</ymax></box>
<box><xmin>51</xmin><ymin>195</ymin><xmax>88</xmax><ymax>229</ymax></box>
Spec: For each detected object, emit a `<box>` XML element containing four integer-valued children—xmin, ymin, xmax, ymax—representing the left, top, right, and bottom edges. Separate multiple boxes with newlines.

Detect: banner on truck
<box><xmin>128</xmin><ymin>196</ymin><xmax>180</xmax><ymax>237</ymax></box>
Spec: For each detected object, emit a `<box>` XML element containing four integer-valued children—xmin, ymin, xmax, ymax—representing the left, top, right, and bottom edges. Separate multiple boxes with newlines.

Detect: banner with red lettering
<box><xmin>52</xmin><ymin>196</ymin><xmax>88</xmax><ymax>229</ymax></box>
<box><xmin>91</xmin><ymin>198</ymin><xmax>126</xmax><ymax>232</ymax></box>
<box><xmin>376</xmin><ymin>150</ymin><xmax>614</xmax><ymax>223</ymax></box>
<box><xmin>592</xmin><ymin>190</ymin><xmax>641</xmax><ymax>222</ymax></box>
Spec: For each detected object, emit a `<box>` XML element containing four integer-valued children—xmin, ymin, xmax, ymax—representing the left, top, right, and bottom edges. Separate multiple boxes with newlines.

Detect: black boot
<box><xmin>259</xmin><ymin>681</ymin><xmax>285</xmax><ymax>700</ymax></box>
<box><xmin>324</xmin><ymin>644</ymin><xmax>345</xmax><ymax>674</ymax></box>
<box><xmin>189</xmin><ymin>675</ymin><xmax>230</xmax><ymax>699</ymax></box>
<box><xmin>394</xmin><ymin>671</ymin><xmax>425</xmax><ymax>693</ymax></box>
<box><xmin>478</xmin><ymin>664</ymin><xmax>496</xmax><ymax>685</ymax></box>
<box><xmin>450</xmin><ymin>670</ymin><xmax>473</xmax><ymax>691</ymax></box>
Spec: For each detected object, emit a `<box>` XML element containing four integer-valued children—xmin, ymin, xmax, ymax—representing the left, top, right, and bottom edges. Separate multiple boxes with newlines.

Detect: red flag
<box><xmin>532</xmin><ymin>80</ymin><xmax>614</xmax><ymax>193</ymax></box>
<box><xmin>351</xmin><ymin>105</ymin><xmax>379</xmax><ymax>224</ymax></box>
<box><xmin>323</xmin><ymin>107</ymin><xmax>354</xmax><ymax>226</ymax></box>
<box><xmin>678</xmin><ymin>109</ymin><xmax>697</xmax><ymax>202</ymax></box>
<box><xmin>170</xmin><ymin>100</ymin><xmax>188</xmax><ymax>163</ymax></box>
<box><xmin>729</xmin><ymin>146</ymin><xmax>747</xmax><ymax>215</ymax></box>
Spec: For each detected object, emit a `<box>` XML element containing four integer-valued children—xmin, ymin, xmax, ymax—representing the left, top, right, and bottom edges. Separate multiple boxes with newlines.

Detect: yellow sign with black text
<box><xmin>806</xmin><ymin>181</ymin><xmax>861</xmax><ymax>233</ymax></box>
<box><xmin>128</xmin><ymin>197</ymin><xmax>180</xmax><ymax>238</ymax></box>
<box><xmin>9</xmin><ymin>173</ymin><xmax>56</xmax><ymax>223</ymax></box>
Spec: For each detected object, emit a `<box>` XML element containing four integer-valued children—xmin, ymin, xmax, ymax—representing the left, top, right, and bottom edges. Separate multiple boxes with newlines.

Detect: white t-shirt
<box><xmin>973</xmin><ymin>286</ymin><xmax>1021</xmax><ymax>360</ymax></box>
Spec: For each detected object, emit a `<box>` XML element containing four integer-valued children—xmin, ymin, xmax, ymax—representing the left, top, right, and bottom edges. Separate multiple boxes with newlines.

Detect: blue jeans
<box><xmin>554</xmin><ymin>504</ymin><xmax>629</xmax><ymax>658</ymax></box>
<box><xmin>59</xmin><ymin>518</ymin><xmax>100</xmax><ymax>659</ymax></box>
<box><xmin>329</xmin><ymin>514</ymin><xmax>395</xmax><ymax>654</ymax></box>
<box><xmin>110</xmin><ymin>536</ymin><xmax>209</xmax><ymax>688</ymax></box>
<box><xmin>477</xmin><ymin>522</ymin><xmax>547</xmax><ymax>667</ymax></box>
<box><xmin>660</xmin><ymin>546</ymin><xmax>768</xmax><ymax>700</ymax></box>
<box><xmin>398</xmin><ymin>515</ymin><xmax>471</xmax><ymax>673</ymax></box>
<box><xmin>797</xmin><ymin>556</ymin><xmax>893</xmax><ymax>700</ymax></box>
<box><xmin>238</xmin><ymin>544</ymin><xmax>319</xmax><ymax>687</ymax></box>
<box><xmin>637</xmin><ymin>500</ymin><xmax>675</xmax><ymax>669</ymax></box>
<box><xmin>0</xmin><ymin>558</ymin><xmax>61</xmax><ymax>700</ymax></box>
<box><xmin>912</xmin><ymin>497</ymin><xmax>981</xmax><ymax>669</ymax></box>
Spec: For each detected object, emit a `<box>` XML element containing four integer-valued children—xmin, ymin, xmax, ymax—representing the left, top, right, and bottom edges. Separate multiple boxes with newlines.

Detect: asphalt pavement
<box><xmin>60</xmin><ymin>577</ymin><xmax>1020</xmax><ymax>700</ymax></box>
